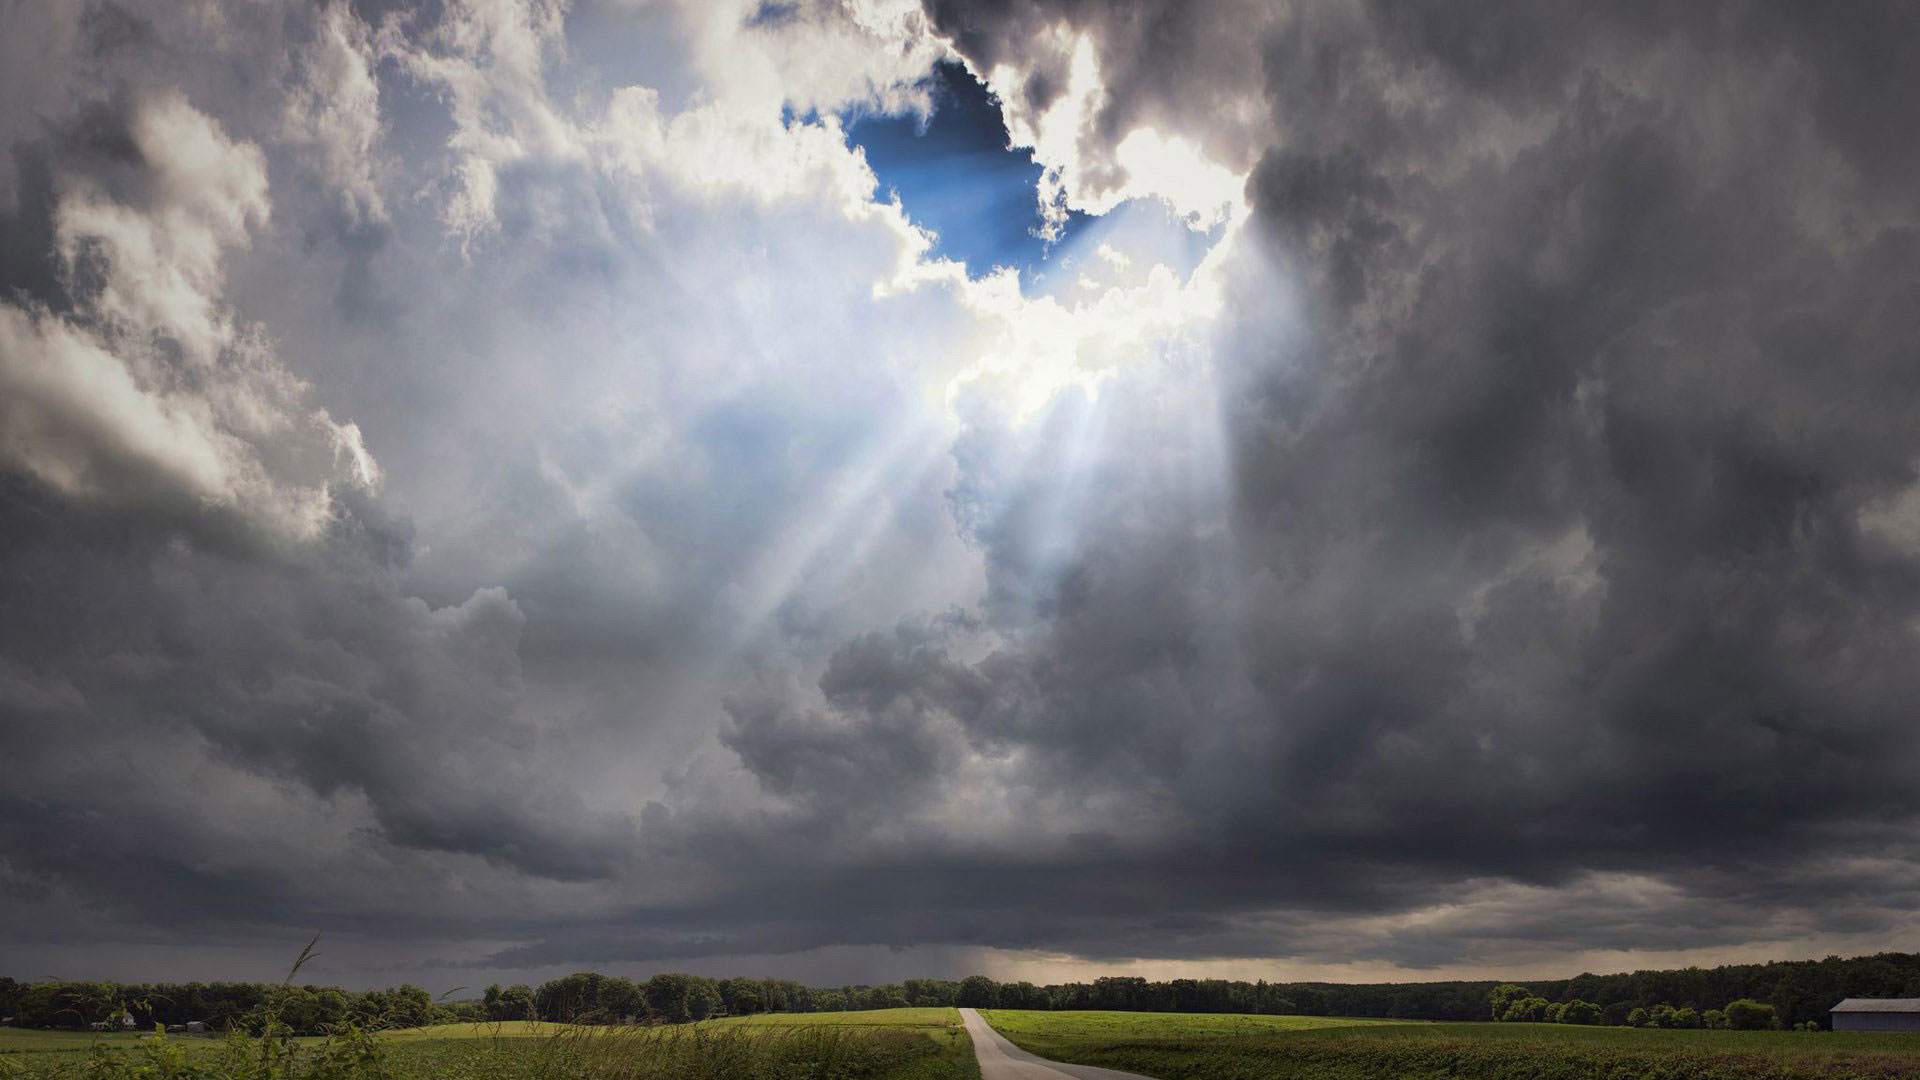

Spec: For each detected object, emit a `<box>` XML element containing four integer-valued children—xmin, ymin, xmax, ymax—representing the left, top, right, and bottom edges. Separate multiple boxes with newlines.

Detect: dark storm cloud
<box><xmin>0</xmin><ymin>462</ymin><xmax>634</xmax><ymax>891</ymax></box>
<box><xmin>670</xmin><ymin>0</ymin><xmax>1920</xmax><ymax>966</ymax></box>
<box><xmin>9</xmin><ymin>0</ymin><xmax>1920</xmax><ymax>989</ymax></box>
<box><xmin>0</xmin><ymin>6</ymin><xmax>634</xmax><ymax>950</ymax></box>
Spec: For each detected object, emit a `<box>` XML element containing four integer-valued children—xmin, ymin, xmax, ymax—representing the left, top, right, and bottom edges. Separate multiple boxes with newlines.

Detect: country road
<box><xmin>957</xmin><ymin>1009</ymin><xmax>1155</xmax><ymax>1080</ymax></box>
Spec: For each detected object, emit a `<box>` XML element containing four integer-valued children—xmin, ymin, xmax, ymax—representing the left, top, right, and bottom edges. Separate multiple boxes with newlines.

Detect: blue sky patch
<box><xmin>845</xmin><ymin>62</ymin><xmax>1091</xmax><ymax>283</ymax></box>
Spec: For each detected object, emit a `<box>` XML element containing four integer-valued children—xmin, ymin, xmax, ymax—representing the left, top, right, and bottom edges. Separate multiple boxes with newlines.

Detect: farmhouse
<box><xmin>1831</xmin><ymin>999</ymin><xmax>1920</xmax><ymax>1031</ymax></box>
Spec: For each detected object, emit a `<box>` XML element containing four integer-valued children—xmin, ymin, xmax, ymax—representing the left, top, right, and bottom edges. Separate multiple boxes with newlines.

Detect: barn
<box><xmin>1830</xmin><ymin>999</ymin><xmax>1920</xmax><ymax>1032</ymax></box>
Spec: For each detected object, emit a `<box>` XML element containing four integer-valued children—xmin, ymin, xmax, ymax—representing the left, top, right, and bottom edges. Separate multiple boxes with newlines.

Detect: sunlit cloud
<box><xmin>5</xmin><ymin>0</ymin><xmax>1918</xmax><ymax>995</ymax></box>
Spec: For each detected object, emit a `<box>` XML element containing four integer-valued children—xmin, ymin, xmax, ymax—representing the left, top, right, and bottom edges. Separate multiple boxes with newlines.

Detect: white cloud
<box><xmin>676</xmin><ymin>0</ymin><xmax>948</xmax><ymax>119</ymax></box>
<box><xmin>282</xmin><ymin>1</ymin><xmax>388</xmax><ymax>225</ymax></box>
<box><xmin>975</xmin><ymin>27</ymin><xmax>1250</xmax><ymax>238</ymax></box>
<box><xmin>378</xmin><ymin>0</ymin><xmax>577</xmax><ymax>247</ymax></box>
<box><xmin>4</xmin><ymin>92</ymin><xmax>375</xmax><ymax>533</ymax></box>
<box><xmin>0</xmin><ymin>305</ymin><xmax>239</xmax><ymax>502</ymax></box>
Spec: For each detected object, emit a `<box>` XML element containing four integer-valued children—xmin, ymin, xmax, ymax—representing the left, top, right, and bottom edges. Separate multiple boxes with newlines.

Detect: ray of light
<box><xmin>724</xmin><ymin>409</ymin><xmax>953</xmax><ymax>644</ymax></box>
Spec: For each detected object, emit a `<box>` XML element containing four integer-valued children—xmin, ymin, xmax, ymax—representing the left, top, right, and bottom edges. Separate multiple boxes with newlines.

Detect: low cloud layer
<box><xmin>3</xmin><ymin>0</ymin><xmax>1920</xmax><ymax>990</ymax></box>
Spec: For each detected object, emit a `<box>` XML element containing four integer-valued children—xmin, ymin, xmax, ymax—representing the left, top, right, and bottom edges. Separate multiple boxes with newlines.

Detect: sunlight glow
<box><xmin>724</xmin><ymin>412</ymin><xmax>953</xmax><ymax>640</ymax></box>
<box><xmin>1114</xmin><ymin>128</ymin><xmax>1245</xmax><ymax>230</ymax></box>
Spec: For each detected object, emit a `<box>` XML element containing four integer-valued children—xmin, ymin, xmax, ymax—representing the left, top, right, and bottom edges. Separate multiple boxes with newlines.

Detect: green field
<box><xmin>0</xmin><ymin>1028</ymin><xmax>163</xmax><ymax>1055</ymax></box>
<box><xmin>0</xmin><ymin>1008</ymin><xmax>980</xmax><ymax>1080</ymax></box>
<box><xmin>979</xmin><ymin>1010</ymin><xmax>1920</xmax><ymax>1080</ymax></box>
<box><xmin>710</xmin><ymin>1006</ymin><xmax>963</xmax><ymax>1030</ymax></box>
<box><xmin>0</xmin><ymin>1022</ymin><xmax>574</xmax><ymax>1055</ymax></box>
<box><xmin>374</xmin><ymin>1020</ymin><xmax>576</xmax><ymax>1039</ymax></box>
<box><xmin>980</xmin><ymin>1009</ymin><xmax>1405</xmax><ymax>1046</ymax></box>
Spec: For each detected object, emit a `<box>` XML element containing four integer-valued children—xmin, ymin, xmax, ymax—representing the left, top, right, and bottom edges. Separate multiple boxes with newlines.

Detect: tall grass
<box><xmin>0</xmin><ymin>1019</ymin><xmax>969</xmax><ymax>1080</ymax></box>
<box><xmin>423</xmin><ymin>1024</ymin><xmax>963</xmax><ymax>1080</ymax></box>
<box><xmin>1016</xmin><ymin>1031</ymin><xmax>1920</xmax><ymax>1080</ymax></box>
<box><xmin>982</xmin><ymin>1012</ymin><xmax>1920</xmax><ymax>1080</ymax></box>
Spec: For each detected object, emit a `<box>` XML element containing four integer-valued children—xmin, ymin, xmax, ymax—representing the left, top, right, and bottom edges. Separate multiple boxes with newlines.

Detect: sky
<box><xmin>3</xmin><ymin>0</ymin><xmax>1920</xmax><ymax>994</ymax></box>
<box><xmin>844</xmin><ymin>59</ymin><xmax>1084</xmax><ymax>279</ymax></box>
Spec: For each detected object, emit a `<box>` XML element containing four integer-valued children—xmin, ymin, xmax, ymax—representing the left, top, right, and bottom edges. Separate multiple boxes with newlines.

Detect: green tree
<box><xmin>1627</xmin><ymin>1007</ymin><xmax>1650</xmax><ymax>1028</ymax></box>
<box><xmin>1704</xmin><ymin>1008</ymin><xmax>1727</xmax><ymax>1030</ymax></box>
<box><xmin>903</xmin><ymin>979</ymin><xmax>955</xmax><ymax>1007</ymax></box>
<box><xmin>1724</xmin><ymin>999</ymin><xmax>1778</xmax><ymax>1030</ymax></box>
<box><xmin>388</xmin><ymin>985</ymin><xmax>432</xmax><ymax>1028</ymax></box>
<box><xmin>599</xmin><ymin>977</ymin><xmax>642</xmax><ymax>1022</ymax></box>
<box><xmin>726</xmin><ymin>984</ymin><xmax>762</xmax><ymax>1016</ymax></box>
<box><xmin>686</xmin><ymin>981</ymin><xmax>720</xmax><ymax>1021</ymax></box>
<box><xmin>498</xmin><ymin>986</ymin><xmax>535</xmax><ymax>1021</ymax></box>
<box><xmin>536</xmin><ymin>973</ymin><xmax>609</xmax><ymax>1023</ymax></box>
<box><xmin>1501</xmin><ymin>996</ymin><xmax>1550</xmax><ymax>1022</ymax></box>
<box><xmin>1488</xmin><ymin>984</ymin><xmax>1530</xmax><ymax>1021</ymax></box>
<box><xmin>956</xmin><ymin>976</ymin><xmax>999</xmax><ymax>1009</ymax></box>
<box><xmin>642</xmin><ymin>974</ymin><xmax>720</xmax><ymax>1023</ymax></box>
<box><xmin>1560</xmin><ymin>1000</ymin><xmax>1602</xmax><ymax>1025</ymax></box>
<box><xmin>643</xmin><ymin>974</ymin><xmax>696</xmax><ymax>1023</ymax></box>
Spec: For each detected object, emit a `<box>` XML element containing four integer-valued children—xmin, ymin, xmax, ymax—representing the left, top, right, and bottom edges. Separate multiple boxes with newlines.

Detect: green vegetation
<box><xmin>0</xmin><ymin>1009</ymin><xmax>978</xmax><ymax>1080</ymax></box>
<box><xmin>712</xmin><ymin>1007</ymin><xmax>961</xmax><ymax>1030</ymax></box>
<box><xmin>0</xmin><ymin>1029</ymin><xmax>151</xmax><ymax>1055</ymax></box>
<box><xmin>374</xmin><ymin>1021</ymin><xmax>574</xmax><ymax>1039</ymax></box>
<box><xmin>979</xmin><ymin>1008</ymin><xmax>1402</xmax><ymax>1052</ymax></box>
<box><xmin>981</xmin><ymin>1009</ymin><xmax>1920</xmax><ymax>1080</ymax></box>
<box><xmin>11</xmin><ymin>949</ymin><xmax>1920</xmax><ymax>1037</ymax></box>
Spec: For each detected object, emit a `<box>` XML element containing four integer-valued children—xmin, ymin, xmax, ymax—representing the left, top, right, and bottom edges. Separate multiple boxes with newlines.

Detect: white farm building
<box><xmin>1830</xmin><ymin>998</ymin><xmax>1920</xmax><ymax>1032</ymax></box>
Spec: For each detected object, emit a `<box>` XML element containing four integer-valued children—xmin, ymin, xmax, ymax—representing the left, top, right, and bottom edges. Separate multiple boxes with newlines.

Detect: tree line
<box><xmin>6</xmin><ymin>949</ymin><xmax>1916</xmax><ymax>1034</ymax></box>
<box><xmin>1488</xmin><ymin>984</ymin><xmax>1798</xmax><ymax>1030</ymax></box>
<box><xmin>0</xmin><ymin>977</ymin><xmax>441</xmax><ymax>1033</ymax></box>
<box><xmin>1471</xmin><ymin>951</ymin><xmax>1920</xmax><ymax>1031</ymax></box>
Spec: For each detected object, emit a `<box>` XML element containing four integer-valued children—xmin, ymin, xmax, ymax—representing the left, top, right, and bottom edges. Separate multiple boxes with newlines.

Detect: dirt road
<box><xmin>957</xmin><ymin>1008</ymin><xmax>1155</xmax><ymax>1080</ymax></box>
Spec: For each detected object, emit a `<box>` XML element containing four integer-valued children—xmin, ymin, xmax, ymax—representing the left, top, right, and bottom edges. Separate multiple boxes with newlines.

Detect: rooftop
<box><xmin>1831</xmin><ymin>999</ymin><xmax>1920</xmax><ymax>1013</ymax></box>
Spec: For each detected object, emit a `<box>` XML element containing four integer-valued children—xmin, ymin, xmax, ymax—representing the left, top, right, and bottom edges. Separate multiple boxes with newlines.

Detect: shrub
<box><xmin>1724</xmin><ymin>999</ymin><xmax>1779</xmax><ymax>1030</ymax></box>
<box><xmin>1500</xmin><ymin>997</ymin><xmax>1550</xmax><ymax>1023</ymax></box>
<box><xmin>1559</xmin><ymin>1000</ymin><xmax>1602</xmax><ymax>1025</ymax></box>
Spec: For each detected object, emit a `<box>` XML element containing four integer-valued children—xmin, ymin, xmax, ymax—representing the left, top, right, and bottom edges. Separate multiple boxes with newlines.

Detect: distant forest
<box><xmin>6</xmin><ymin>950</ymin><xmax>1918</xmax><ymax>1034</ymax></box>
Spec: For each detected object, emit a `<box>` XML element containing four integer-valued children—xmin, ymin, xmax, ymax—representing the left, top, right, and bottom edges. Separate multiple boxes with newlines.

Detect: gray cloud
<box><xmin>5</xmin><ymin>0</ymin><xmax>1920</xmax><ymax>991</ymax></box>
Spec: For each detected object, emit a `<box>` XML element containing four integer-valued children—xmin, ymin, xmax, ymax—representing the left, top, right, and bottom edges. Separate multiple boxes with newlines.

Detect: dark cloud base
<box><xmin>5</xmin><ymin>0</ymin><xmax>1920</xmax><ymax>988</ymax></box>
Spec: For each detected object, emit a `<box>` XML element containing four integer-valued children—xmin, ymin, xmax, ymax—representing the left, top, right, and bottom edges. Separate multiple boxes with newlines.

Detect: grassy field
<box><xmin>0</xmin><ymin>1021</ymin><xmax>574</xmax><ymax>1054</ymax></box>
<box><xmin>375</xmin><ymin>1020</ymin><xmax>576</xmax><ymax>1039</ymax></box>
<box><xmin>710</xmin><ymin>1006</ymin><xmax>961</xmax><ymax>1030</ymax></box>
<box><xmin>0</xmin><ymin>1028</ymin><xmax>162</xmax><ymax>1055</ymax></box>
<box><xmin>0</xmin><ymin>1008</ymin><xmax>980</xmax><ymax>1080</ymax></box>
<box><xmin>980</xmin><ymin>1010</ymin><xmax>1920</xmax><ymax>1080</ymax></box>
<box><xmin>980</xmin><ymin>1009</ymin><xmax>1405</xmax><ymax>1047</ymax></box>
<box><xmin>708</xmin><ymin>1007</ymin><xmax>976</xmax><ymax>1076</ymax></box>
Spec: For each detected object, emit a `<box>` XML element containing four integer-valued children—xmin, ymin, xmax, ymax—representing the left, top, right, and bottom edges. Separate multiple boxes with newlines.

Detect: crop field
<box><xmin>980</xmin><ymin>1009</ymin><xmax>1407</xmax><ymax>1047</ymax></box>
<box><xmin>0</xmin><ymin>1009</ymin><xmax>980</xmax><ymax>1080</ymax></box>
<box><xmin>706</xmin><ymin>1006</ymin><xmax>975</xmax><ymax>1060</ymax></box>
<box><xmin>0</xmin><ymin>1028</ymin><xmax>156</xmax><ymax>1055</ymax></box>
<box><xmin>710</xmin><ymin>1006</ymin><xmax>963</xmax><ymax>1030</ymax></box>
<box><xmin>376</xmin><ymin>1020</ymin><xmax>576</xmax><ymax>1039</ymax></box>
<box><xmin>980</xmin><ymin>1010</ymin><xmax>1920</xmax><ymax>1080</ymax></box>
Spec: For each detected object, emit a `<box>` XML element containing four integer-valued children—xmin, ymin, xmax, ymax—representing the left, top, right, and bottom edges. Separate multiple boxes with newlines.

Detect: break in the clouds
<box><xmin>3</xmin><ymin>0</ymin><xmax>1920</xmax><ymax>991</ymax></box>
